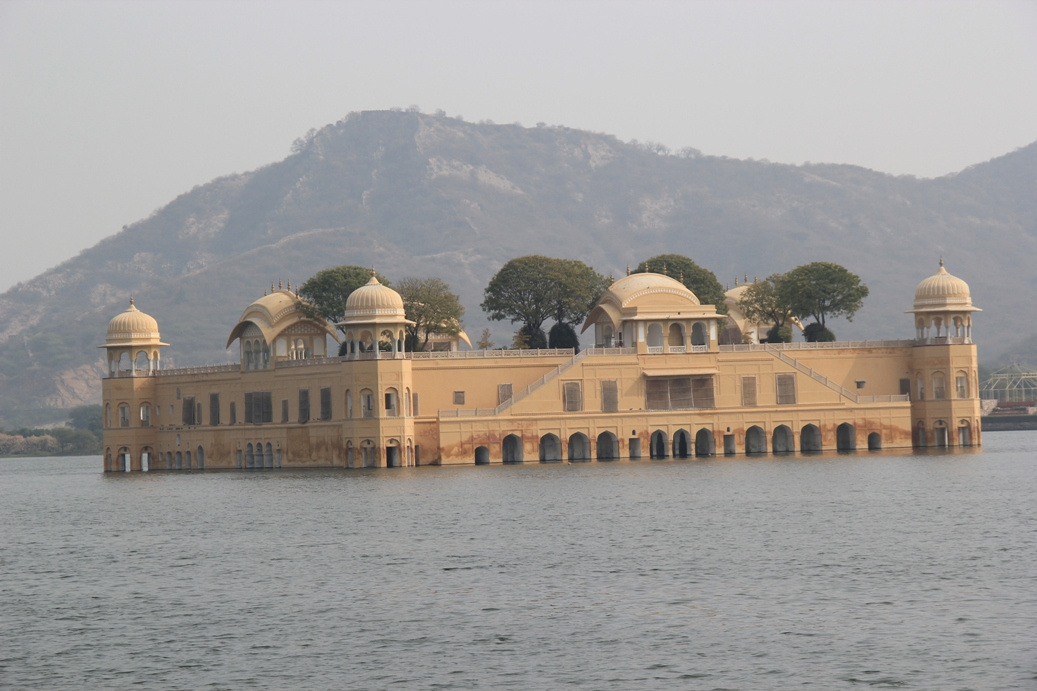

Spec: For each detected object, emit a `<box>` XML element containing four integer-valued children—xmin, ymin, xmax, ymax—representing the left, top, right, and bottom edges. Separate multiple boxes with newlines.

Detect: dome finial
<box><xmin>129</xmin><ymin>296</ymin><xmax>135</xmax><ymax>308</ymax></box>
<box><xmin>939</xmin><ymin>256</ymin><xmax>944</xmax><ymax>268</ymax></box>
<box><xmin>287</xmin><ymin>279</ymin><xmax>291</xmax><ymax>292</ymax></box>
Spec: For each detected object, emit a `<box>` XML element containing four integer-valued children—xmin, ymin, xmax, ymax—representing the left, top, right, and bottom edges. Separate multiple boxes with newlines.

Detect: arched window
<box><xmin>345</xmin><ymin>389</ymin><xmax>353</xmax><ymax>418</ymax></box>
<box><xmin>836</xmin><ymin>423</ymin><xmax>857</xmax><ymax>451</ymax></box>
<box><xmin>745</xmin><ymin>426</ymin><xmax>767</xmax><ymax>454</ymax></box>
<box><xmin>646</xmin><ymin>323</ymin><xmax>664</xmax><ymax>349</ymax></box>
<box><xmin>667</xmin><ymin>324</ymin><xmax>684</xmax><ymax>348</ymax></box>
<box><xmin>384</xmin><ymin>388</ymin><xmax>399</xmax><ymax>417</ymax></box>
<box><xmin>596</xmin><ymin>432</ymin><xmax>619</xmax><ymax>460</ymax></box>
<box><xmin>955</xmin><ymin>371</ymin><xmax>969</xmax><ymax>398</ymax></box>
<box><xmin>933</xmin><ymin>372</ymin><xmax>946</xmax><ymax>400</ymax></box>
<box><xmin>118</xmin><ymin>403</ymin><xmax>130</xmax><ymax>428</ymax></box>
<box><xmin>361</xmin><ymin>389</ymin><xmax>375</xmax><ymax>418</ymax></box>
<box><xmin>139</xmin><ymin>404</ymin><xmax>151</xmax><ymax>427</ymax></box>
<box><xmin>691</xmin><ymin>322</ymin><xmax>708</xmax><ymax>347</ymax></box>
<box><xmin>568</xmin><ymin>432</ymin><xmax>590</xmax><ymax>461</ymax></box>
<box><xmin>539</xmin><ymin>433</ymin><xmax>562</xmax><ymax>462</ymax></box>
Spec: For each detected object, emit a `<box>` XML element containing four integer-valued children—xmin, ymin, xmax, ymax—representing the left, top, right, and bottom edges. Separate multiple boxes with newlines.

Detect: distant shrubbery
<box><xmin>0</xmin><ymin>405</ymin><xmax>102</xmax><ymax>457</ymax></box>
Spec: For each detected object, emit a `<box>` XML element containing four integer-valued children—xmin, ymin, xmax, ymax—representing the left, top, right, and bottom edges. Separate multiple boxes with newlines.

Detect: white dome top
<box><xmin>344</xmin><ymin>276</ymin><xmax>405</xmax><ymax>314</ymax></box>
<box><xmin>104</xmin><ymin>298</ymin><xmax>165</xmax><ymax>346</ymax></box>
<box><xmin>912</xmin><ymin>261</ymin><xmax>977</xmax><ymax>312</ymax></box>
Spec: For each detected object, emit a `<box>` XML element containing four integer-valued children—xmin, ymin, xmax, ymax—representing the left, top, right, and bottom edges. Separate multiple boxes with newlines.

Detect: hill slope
<box><xmin>1</xmin><ymin>111</ymin><xmax>1034</xmax><ymax>421</ymax></box>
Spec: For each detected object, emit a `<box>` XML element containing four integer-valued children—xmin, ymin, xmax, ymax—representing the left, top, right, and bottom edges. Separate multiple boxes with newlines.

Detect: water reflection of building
<box><xmin>102</xmin><ymin>263</ymin><xmax>982</xmax><ymax>472</ymax></box>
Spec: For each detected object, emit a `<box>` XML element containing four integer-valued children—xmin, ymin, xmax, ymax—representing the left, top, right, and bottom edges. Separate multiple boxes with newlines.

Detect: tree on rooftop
<box><xmin>298</xmin><ymin>265</ymin><xmax>390</xmax><ymax>326</ymax></box>
<box><xmin>633</xmin><ymin>254</ymin><xmax>728</xmax><ymax>314</ymax></box>
<box><xmin>481</xmin><ymin>255</ymin><xmax>608</xmax><ymax>349</ymax></box>
<box><xmin>737</xmin><ymin>274</ymin><xmax>796</xmax><ymax>343</ymax></box>
<box><xmin>783</xmin><ymin>261</ymin><xmax>869</xmax><ymax>340</ymax></box>
<box><xmin>396</xmin><ymin>277</ymin><xmax>465</xmax><ymax>351</ymax></box>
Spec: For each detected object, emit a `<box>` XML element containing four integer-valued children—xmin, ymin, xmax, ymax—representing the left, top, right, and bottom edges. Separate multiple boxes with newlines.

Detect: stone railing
<box><xmin>720</xmin><ymin>340</ymin><xmax>914</xmax><ymax>352</ymax></box>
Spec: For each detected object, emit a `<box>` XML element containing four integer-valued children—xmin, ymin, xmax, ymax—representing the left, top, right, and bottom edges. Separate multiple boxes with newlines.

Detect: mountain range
<box><xmin>1</xmin><ymin>110</ymin><xmax>1034</xmax><ymax>425</ymax></box>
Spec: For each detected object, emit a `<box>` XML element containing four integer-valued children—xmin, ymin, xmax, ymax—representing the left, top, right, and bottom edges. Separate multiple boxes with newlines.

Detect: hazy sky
<box><xmin>2</xmin><ymin>0</ymin><xmax>1035</xmax><ymax>293</ymax></box>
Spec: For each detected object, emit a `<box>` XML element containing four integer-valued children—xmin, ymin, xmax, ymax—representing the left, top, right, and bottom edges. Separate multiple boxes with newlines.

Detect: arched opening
<box><xmin>502</xmin><ymin>434</ymin><xmax>523</xmax><ymax>463</ymax></box>
<box><xmin>346</xmin><ymin>441</ymin><xmax>355</xmax><ymax>468</ymax></box>
<box><xmin>596</xmin><ymin>432</ymin><xmax>619</xmax><ymax>460</ymax></box>
<box><xmin>475</xmin><ymin>445</ymin><xmax>490</xmax><ymax>465</ymax></box>
<box><xmin>104</xmin><ymin>448</ymin><xmax>113</xmax><ymax>472</ymax></box>
<box><xmin>691</xmin><ymin>322</ymin><xmax>707</xmax><ymax>347</ymax></box>
<box><xmin>245</xmin><ymin>443</ymin><xmax>254</xmax><ymax>469</ymax></box>
<box><xmin>772</xmin><ymin>425</ymin><xmax>794</xmax><ymax>454</ymax></box>
<box><xmin>360</xmin><ymin>389</ymin><xmax>375</xmax><ymax>418</ymax></box>
<box><xmin>601</xmin><ymin>325</ymin><xmax>615</xmax><ymax>347</ymax></box>
<box><xmin>165</xmin><ymin>451</ymin><xmax>172</xmax><ymax>470</ymax></box>
<box><xmin>796</xmin><ymin>425</ymin><xmax>821</xmax><ymax>452</ymax></box>
<box><xmin>867</xmin><ymin>432</ymin><xmax>882</xmax><ymax>450</ymax></box>
<box><xmin>646</xmin><ymin>323</ymin><xmax>664</xmax><ymax>349</ymax></box>
<box><xmin>672</xmin><ymin>429</ymin><xmax>691</xmax><ymax>458</ymax></box>
<box><xmin>915</xmin><ymin>421</ymin><xmax>927</xmax><ymax>448</ymax></box>
<box><xmin>568</xmin><ymin>432</ymin><xmax>590</xmax><ymax>462</ymax></box>
<box><xmin>361</xmin><ymin>440</ymin><xmax>376</xmax><ymax>467</ymax></box>
<box><xmin>650</xmin><ymin>430</ymin><xmax>668</xmax><ymax>459</ymax></box>
<box><xmin>184</xmin><ymin>450</ymin><xmax>192</xmax><ymax>470</ymax></box>
<box><xmin>345</xmin><ymin>389</ymin><xmax>353</xmax><ymax>418</ymax></box>
<box><xmin>695</xmin><ymin>428</ymin><xmax>714</xmax><ymax>457</ymax></box>
<box><xmin>934</xmin><ymin>421</ymin><xmax>949</xmax><ymax>448</ymax></box>
<box><xmin>386</xmin><ymin>441</ymin><xmax>401</xmax><ymax>467</ymax></box>
<box><xmin>667</xmin><ymin>323</ymin><xmax>684</xmax><ymax>348</ymax></box>
<box><xmin>175</xmin><ymin>451</ymin><xmax>183</xmax><ymax>470</ymax></box>
<box><xmin>196</xmin><ymin>446</ymin><xmax>205</xmax><ymax>469</ymax></box>
<box><xmin>745</xmin><ymin>426</ymin><xmax>767</xmax><ymax>454</ymax></box>
<box><xmin>135</xmin><ymin>350</ymin><xmax>150</xmax><ymax>373</ymax></box>
<box><xmin>139</xmin><ymin>447</ymin><xmax>152</xmax><ymax>472</ymax></box>
<box><xmin>264</xmin><ymin>442</ymin><xmax>274</xmax><ymax>469</ymax></box>
<box><xmin>236</xmin><ymin>449</ymin><xmax>242</xmax><ymax>469</ymax></box>
<box><xmin>118</xmin><ymin>447</ymin><xmax>131</xmax><ymax>472</ymax></box>
<box><xmin>958</xmin><ymin>419</ymin><xmax>972</xmax><ymax>446</ymax></box>
<box><xmin>539</xmin><ymin>433</ymin><xmax>562</xmax><ymax>462</ymax></box>
<box><xmin>836</xmin><ymin>423</ymin><xmax>857</xmax><ymax>451</ymax></box>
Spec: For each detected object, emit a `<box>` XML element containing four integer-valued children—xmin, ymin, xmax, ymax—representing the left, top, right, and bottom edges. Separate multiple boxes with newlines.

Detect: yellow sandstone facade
<box><xmin>101</xmin><ymin>263</ymin><xmax>982</xmax><ymax>472</ymax></box>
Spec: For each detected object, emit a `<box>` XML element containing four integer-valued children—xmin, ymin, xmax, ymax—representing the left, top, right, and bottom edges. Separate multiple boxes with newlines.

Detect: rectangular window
<box><xmin>230</xmin><ymin>401</ymin><xmax>237</xmax><ymax>425</ymax></box>
<box><xmin>741</xmin><ymin>376</ymin><xmax>757</xmax><ymax>407</ymax></box>
<box><xmin>776</xmin><ymin>373</ymin><xmax>796</xmax><ymax>405</ymax></box>
<box><xmin>691</xmin><ymin>376</ymin><xmax>715</xmax><ymax>408</ymax></box>
<box><xmin>282</xmin><ymin>399</ymin><xmax>289</xmax><ymax>423</ymax></box>
<box><xmin>412</xmin><ymin>392</ymin><xmax>420</xmax><ymax>416</ymax></box>
<box><xmin>384</xmin><ymin>391</ymin><xmax>397</xmax><ymax>416</ymax></box>
<box><xmin>321</xmin><ymin>387</ymin><xmax>332</xmax><ymax>420</ymax></box>
<box><xmin>245</xmin><ymin>392</ymin><xmax>273</xmax><ymax>424</ymax></box>
<box><xmin>933</xmin><ymin>374</ymin><xmax>946</xmax><ymax>400</ymax></box>
<box><xmin>956</xmin><ymin>375</ymin><xmax>968</xmax><ymax>399</ymax></box>
<box><xmin>453</xmin><ymin>391</ymin><xmax>465</xmax><ymax>405</ymax></box>
<box><xmin>209</xmin><ymin>393</ymin><xmax>220</xmax><ymax>426</ymax></box>
<box><xmin>362</xmin><ymin>391</ymin><xmax>374</xmax><ymax>418</ymax></box>
<box><xmin>498</xmin><ymin>383</ymin><xmax>513</xmax><ymax>406</ymax></box>
<box><xmin>119</xmin><ymin>405</ymin><xmax>130</xmax><ymax>428</ymax></box>
<box><xmin>563</xmin><ymin>382</ymin><xmax>583</xmax><ymax>412</ymax></box>
<box><xmin>299</xmin><ymin>389</ymin><xmax>310</xmax><ymax>423</ymax></box>
<box><xmin>182</xmin><ymin>396</ymin><xmax>196</xmax><ymax>425</ymax></box>
<box><xmin>645</xmin><ymin>376</ymin><xmax>714</xmax><ymax>410</ymax></box>
<box><xmin>601</xmin><ymin>380</ymin><xmax>618</xmax><ymax>413</ymax></box>
<box><xmin>140</xmin><ymin>405</ymin><xmax>151</xmax><ymax>427</ymax></box>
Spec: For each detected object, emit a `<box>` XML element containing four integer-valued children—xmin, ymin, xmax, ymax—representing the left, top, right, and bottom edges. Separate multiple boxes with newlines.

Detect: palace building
<box><xmin>101</xmin><ymin>262</ymin><xmax>981</xmax><ymax>472</ymax></box>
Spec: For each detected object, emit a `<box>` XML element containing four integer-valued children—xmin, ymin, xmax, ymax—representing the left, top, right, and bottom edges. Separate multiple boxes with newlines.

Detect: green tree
<box><xmin>738</xmin><ymin>274</ymin><xmax>795</xmax><ymax>342</ymax></box>
<box><xmin>634</xmin><ymin>254</ymin><xmax>728</xmax><ymax>314</ymax></box>
<box><xmin>395</xmin><ymin>277</ymin><xmax>465</xmax><ymax>351</ymax></box>
<box><xmin>476</xmin><ymin>328</ymin><xmax>495</xmax><ymax>350</ymax></box>
<box><xmin>548</xmin><ymin>322</ymin><xmax>580</xmax><ymax>350</ymax></box>
<box><xmin>298</xmin><ymin>265</ymin><xmax>390</xmax><ymax>325</ymax></box>
<box><xmin>783</xmin><ymin>262</ymin><xmax>869</xmax><ymax>338</ymax></box>
<box><xmin>481</xmin><ymin>256</ymin><xmax>608</xmax><ymax>346</ymax></box>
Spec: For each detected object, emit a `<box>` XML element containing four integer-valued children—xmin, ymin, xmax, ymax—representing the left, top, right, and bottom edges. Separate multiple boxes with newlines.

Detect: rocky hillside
<box><xmin>1</xmin><ymin>110</ymin><xmax>1034</xmax><ymax>422</ymax></box>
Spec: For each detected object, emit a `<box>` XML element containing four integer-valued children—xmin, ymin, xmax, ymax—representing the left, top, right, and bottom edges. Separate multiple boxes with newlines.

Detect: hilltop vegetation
<box><xmin>0</xmin><ymin>110</ymin><xmax>1034</xmax><ymax>426</ymax></box>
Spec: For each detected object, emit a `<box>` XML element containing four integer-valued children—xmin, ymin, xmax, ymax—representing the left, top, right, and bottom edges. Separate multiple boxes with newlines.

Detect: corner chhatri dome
<box><xmin>912</xmin><ymin>260</ymin><xmax>980</xmax><ymax>313</ymax></box>
<box><xmin>104</xmin><ymin>298</ymin><xmax>166</xmax><ymax>347</ymax></box>
<box><xmin>343</xmin><ymin>275</ymin><xmax>406</xmax><ymax>317</ymax></box>
<box><xmin>226</xmin><ymin>288</ymin><xmax>339</xmax><ymax>348</ymax></box>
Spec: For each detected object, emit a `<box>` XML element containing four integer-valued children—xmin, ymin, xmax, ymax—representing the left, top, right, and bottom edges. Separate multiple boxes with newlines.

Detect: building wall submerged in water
<box><xmin>101</xmin><ymin>263</ymin><xmax>982</xmax><ymax>472</ymax></box>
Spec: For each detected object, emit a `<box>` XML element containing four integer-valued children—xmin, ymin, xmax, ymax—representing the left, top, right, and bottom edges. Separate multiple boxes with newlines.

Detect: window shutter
<box><xmin>741</xmin><ymin>376</ymin><xmax>757</xmax><ymax>406</ymax></box>
<box><xmin>776</xmin><ymin>373</ymin><xmax>796</xmax><ymax>405</ymax></box>
<box><xmin>498</xmin><ymin>383</ymin><xmax>513</xmax><ymax>406</ymax></box>
<box><xmin>601</xmin><ymin>380</ymin><xmax>618</xmax><ymax>413</ymax></box>
<box><xmin>563</xmin><ymin>382</ymin><xmax>582</xmax><ymax>412</ymax></box>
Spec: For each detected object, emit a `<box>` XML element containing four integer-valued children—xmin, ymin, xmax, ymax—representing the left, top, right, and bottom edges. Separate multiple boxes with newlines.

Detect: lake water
<box><xmin>2</xmin><ymin>433</ymin><xmax>1035</xmax><ymax>689</ymax></box>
